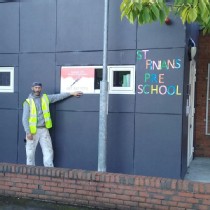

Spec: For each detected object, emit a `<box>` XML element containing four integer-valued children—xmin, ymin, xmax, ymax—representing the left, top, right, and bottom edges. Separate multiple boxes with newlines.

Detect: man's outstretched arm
<box><xmin>47</xmin><ymin>91</ymin><xmax>83</xmax><ymax>103</ymax></box>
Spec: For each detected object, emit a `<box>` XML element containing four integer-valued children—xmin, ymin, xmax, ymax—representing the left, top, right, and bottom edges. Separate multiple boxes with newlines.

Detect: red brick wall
<box><xmin>0</xmin><ymin>163</ymin><xmax>210</xmax><ymax>210</ymax></box>
<box><xmin>195</xmin><ymin>33</ymin><xmax>210</xmax><ymax>157</ymax></box>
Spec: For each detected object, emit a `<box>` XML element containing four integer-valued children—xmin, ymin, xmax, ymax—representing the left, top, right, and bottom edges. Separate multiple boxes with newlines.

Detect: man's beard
<box><xmin>33</xmin><ymin>90</ymin><xmax>41</xmax><ymax>96</ymax></box>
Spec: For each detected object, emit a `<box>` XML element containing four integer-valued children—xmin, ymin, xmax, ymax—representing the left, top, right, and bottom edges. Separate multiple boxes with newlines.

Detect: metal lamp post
<box><xmin>98</xmin><ymin>0</ymin><xmax>109</xmax><ymax>172</ymax></box>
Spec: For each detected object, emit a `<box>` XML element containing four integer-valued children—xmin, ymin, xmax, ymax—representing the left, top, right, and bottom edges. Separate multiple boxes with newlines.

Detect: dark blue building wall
<box><xmin>0</xmin><ymin>0</ymin><xmax>192</xmax><ymax>179</ymax></box>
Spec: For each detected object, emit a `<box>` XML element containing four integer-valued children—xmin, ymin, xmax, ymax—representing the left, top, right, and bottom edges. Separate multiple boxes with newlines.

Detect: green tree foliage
<box><xmin>120</xmin><ymin>0</ymin><xmax>210</xmax><ymax>34</ymax></box>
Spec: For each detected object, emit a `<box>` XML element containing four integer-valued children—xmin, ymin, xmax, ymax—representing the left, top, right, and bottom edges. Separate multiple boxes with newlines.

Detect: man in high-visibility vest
<box><xmin>22</xmin><ymin>82</ymin><xmax>83</xmax><ymax>167</ymax></box>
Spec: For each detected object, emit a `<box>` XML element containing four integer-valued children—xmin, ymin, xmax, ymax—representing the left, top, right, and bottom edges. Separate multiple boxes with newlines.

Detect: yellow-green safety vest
<box><xmin>25</xmin><ymin>94</ymin><xmax>52</xmax><ymax>134</ymax></box>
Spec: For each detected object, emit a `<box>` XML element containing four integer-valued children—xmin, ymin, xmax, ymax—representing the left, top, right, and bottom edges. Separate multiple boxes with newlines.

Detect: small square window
<box><xmin>0</xmin><ymin>67</ymin><xmax>14</xmax><ymax>93</ymax></box>
<box><xmin>108</xmin><ymin>66</ymin><xmax>135</xmax><ymax>94</ymax></box>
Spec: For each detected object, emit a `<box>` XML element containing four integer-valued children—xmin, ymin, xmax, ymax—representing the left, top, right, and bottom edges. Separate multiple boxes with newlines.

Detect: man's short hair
<box><xmin>32</xmin><ymin>82</ymin><xmax>42</xmax><ymax>87</ymax></box>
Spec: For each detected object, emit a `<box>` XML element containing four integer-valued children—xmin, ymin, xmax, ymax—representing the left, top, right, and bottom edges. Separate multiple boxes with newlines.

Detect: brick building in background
<box><xmin>195</xmin><ymin>34</ymin><xmax>210</xmax><ymax>157</ymax></box>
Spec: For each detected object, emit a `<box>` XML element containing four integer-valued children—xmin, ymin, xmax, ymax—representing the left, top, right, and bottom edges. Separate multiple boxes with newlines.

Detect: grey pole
<box><xmin>98</xmin><ymin>0</ymin><xmax>109</xmax><ymax>172</ymax></box>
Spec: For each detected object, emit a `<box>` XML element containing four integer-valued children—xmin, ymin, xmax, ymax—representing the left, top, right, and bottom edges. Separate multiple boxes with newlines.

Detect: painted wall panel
<box><xmin>0</xmin><ymin>54</ymin><xmax>18</xmax><ymax>66</ymax></box>
<box><xmin>0</xmin><ymin>1</ymin><xmax>19</xmax><ymax>53</ymax></box>
<box><xmin>108</xmin><ymin>0</ymin><xmax>136</xmax><ymax>50</ymax></box>
<box><xmin>55</xmin><ymin>94</ymin><xmax>100</xmax><ymax>112</ymax></box>
<box><xmin>20</xmin><ymin>0</ymin><xmax>56</xmax><ymax>52</ymax></box>
<box><xmin>54</xmin><ymin>94</ymin><xmax>135</xmax><ymax>113</ymax></box>
<box><xmin>54</xmin><ymin>111</ymin><xmax>99</xmax><ymax>170</ymax></box>
<box><xmin>19</xmin><ymin>53</ymin><xmax>56</xmax><ymax>106</ymax></box>
<box><xmin>0</xmin><ymin>94</ymin><xmax>18</xmax><ymax>109</ymax></box>
<box><xmin>56</xmin><ymin>50</ymin><xmax>136</xmax><ymax>67</ymax></box>
<box><xmin>108</xmin><ymin>50</ymin><xmax>136</xmax><ymax>65</ymax></box>
<box><xmin>107</xmin><ymin>113</ymin><xmax>135</xmax><ymax>174</ymax></box>
<box><xmin>134</xmin><ymin>114</ymin><xmax>182</xmax><ymax>179</ymax></box>
<box><xmin>0</xmin><ymin>110</ymin><xmax>18</xmax><ymax>163</ymax></box>
<box><xmin>109</xmin><ymin>95</ymin><xmax>135</xmax><ymax>113</ymax></box>
<box><xmin>135</xmin><ymin>48</ymin><xmax>185</xmax><ymax>114</ymax></box>
<box><xmin>56</xmin><ymin>52</ymin><xmax>103</xmax><ymax>67</ymax></box>
<box><xmin>57</xmin><ymin>0</ymin><xmax>103</xmax><ymax>51</ymax></box>
<box><xmin>137</xmin><ymin>15</ymin><xmax>185</xmax><ymax>49</ymax></box>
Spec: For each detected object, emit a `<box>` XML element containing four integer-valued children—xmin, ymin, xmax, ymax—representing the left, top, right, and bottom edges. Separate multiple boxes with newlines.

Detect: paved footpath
<box><xmin>184</xmin><ymin>157</ymin><xmax>210</xmax><ymax>183</ymax></box>
<box><xmin>0</xmin><ymin>196</ymin><xmax>95</xmax><ymax>210</ymax></box>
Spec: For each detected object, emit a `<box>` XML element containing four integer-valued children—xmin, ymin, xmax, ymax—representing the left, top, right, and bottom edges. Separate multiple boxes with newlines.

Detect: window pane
<box><xmin>0</xmin><ymin>72</ymin><xmax>10</xmax><ymax>86</ymax></box>
<box><xmin>94</xmin><ymin>68</ymin><xmax>102</xmax><ymax>89</ymax></box>
<box><xmin>113</xmin><ymin>71</ymin><xmax>130</xmax><ymax>87</ymax></box>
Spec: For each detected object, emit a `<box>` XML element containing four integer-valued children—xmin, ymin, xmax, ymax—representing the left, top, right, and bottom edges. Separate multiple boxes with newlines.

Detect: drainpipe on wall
<box><xmin>98</xmin><ymin>0</ymin><xmax>109</xmax><ymax>172</ymax></box>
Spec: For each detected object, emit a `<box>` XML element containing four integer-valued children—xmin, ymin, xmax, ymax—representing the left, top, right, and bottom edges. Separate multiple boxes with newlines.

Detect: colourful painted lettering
<box><xmin>159</xmin><ymin>85</ymin><xmax>167</xmax><ymax>95</ymax></box>
<box><xmin>146</xmin><ymin>60</ymin><xmax>153</xmax><ymax>70</ymax></box>
<box><xmin>137</xmin><ymin>84</ymin><xmax>182</xmax><ymax>96</ymax></box>
<box><xmin>137</xmin><ymin>50</ymin><xmax>149</xmax><ymax>60</ymax></box>
<box><xmin>145</xmin><ymin>59</ymin><xmax>182</xmax><ymax>70</ymax></box>
<box><xmin>151</xmin><ymin>85</ymin><xmax>159</xmax><ymax>94</ymax></box>
<box><xmin>144</xmin><ymin>73</ymin><xmax>164</xmax><ymax>83</ymax></box>
<box><xmin>175</xmin><ymin>59</ymin><xmax>181</xmax><ymax>69</ymax></box>
<box><xmin>137</xmin><ymin>84</ymin><xmax>143</xmax><ymax>94</ymax></box>
<box><xmin>159</xmin><ymin>74</ymin><xmax>164</xmax><ymax>83</ymax></box>
<box><xmin>144</xmin><ymin>73</ymin><xmax>150</xmax><ymax>83</ymax></box>
<box><xmin>176</xmin><ymin>85</ymin><xmax>181</xmax><ymax>95</ymax></box>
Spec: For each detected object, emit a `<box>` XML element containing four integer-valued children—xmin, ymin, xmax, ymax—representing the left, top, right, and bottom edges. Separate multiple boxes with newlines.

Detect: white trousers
<box><xmin>25</xmin><ymin>128</ymin><xmax>54</xmax><ymax>167</ymax></box>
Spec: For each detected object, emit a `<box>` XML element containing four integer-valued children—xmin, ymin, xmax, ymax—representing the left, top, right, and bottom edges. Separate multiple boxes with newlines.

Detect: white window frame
<box><xmin>0</xmin><ymin>67</ymin><xmax>14</xmax><ymax>93</ymax></box>
<box><xmin>108</xmin><ymin>65</ymin><xmax>135</xmax><ymax>94</ymax></box>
